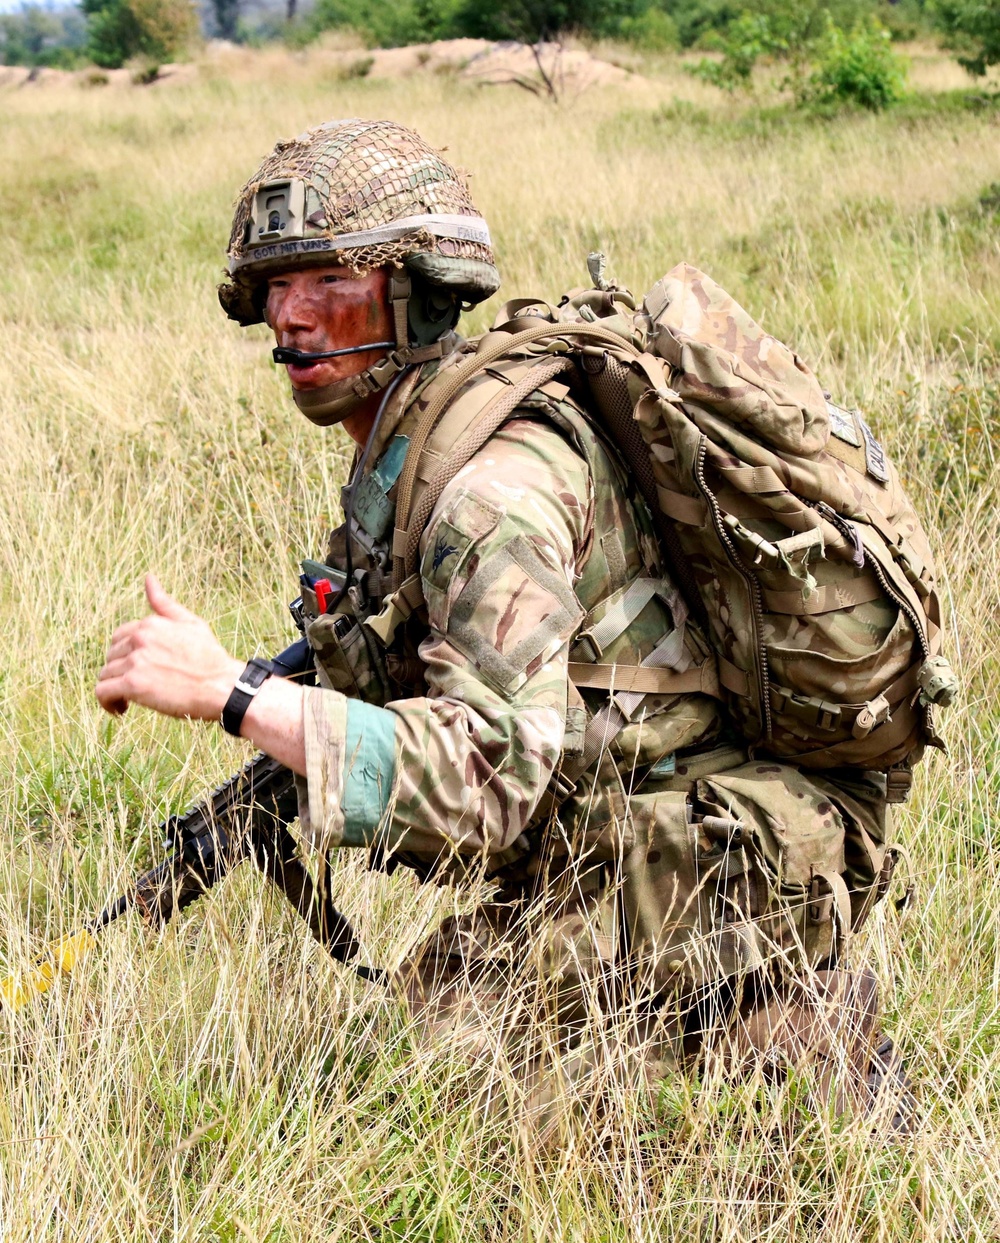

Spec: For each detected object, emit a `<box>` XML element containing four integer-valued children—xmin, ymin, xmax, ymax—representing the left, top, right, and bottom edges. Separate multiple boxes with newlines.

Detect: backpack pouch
<box><xmin>623</xmin><ymin>761</ymin><xmax>848</xmax><ymax>993</ymax></box>
<box><xmin>306</xmin><ymin>611</ymin><xmax>392</xmax><ymax>706</ymax></box>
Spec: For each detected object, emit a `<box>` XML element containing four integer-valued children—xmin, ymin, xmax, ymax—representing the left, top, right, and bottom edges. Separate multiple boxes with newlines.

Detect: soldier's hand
<box><xmin>95</xmin><ymin>574</ymin><xmax>244</xmax><ymax>721</ymax></box>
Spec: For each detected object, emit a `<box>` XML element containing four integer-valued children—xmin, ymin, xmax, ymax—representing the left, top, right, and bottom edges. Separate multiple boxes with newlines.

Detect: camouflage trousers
<box><xmin>394</xmin><ymin>866</ymin><xmax>894</xmax><ymax>1138</ymax></box>
<box><xmin>396</xmin><ymin>866</ymin><xmax>679</xmax><ymax>1138</ymax></box>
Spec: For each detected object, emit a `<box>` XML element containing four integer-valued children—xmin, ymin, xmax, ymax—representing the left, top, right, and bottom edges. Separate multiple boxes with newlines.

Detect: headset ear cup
<box><xmin>406</xmin><ymin>272</ymin><xmax>461</xmax><ymax>346</ymax></box>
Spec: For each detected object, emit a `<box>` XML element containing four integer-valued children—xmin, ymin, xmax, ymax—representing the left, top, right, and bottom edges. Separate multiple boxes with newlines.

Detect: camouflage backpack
<box><xmin>370</xmin><ymin>258</ymin><xmax>956</xmax><ymax>804</ymax></box>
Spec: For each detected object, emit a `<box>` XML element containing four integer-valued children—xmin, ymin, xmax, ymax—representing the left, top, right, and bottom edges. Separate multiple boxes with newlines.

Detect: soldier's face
<box><xmin>265</xmin><ymin>264</ymin><xmax>393</xmax><ymax>391</ymax></box>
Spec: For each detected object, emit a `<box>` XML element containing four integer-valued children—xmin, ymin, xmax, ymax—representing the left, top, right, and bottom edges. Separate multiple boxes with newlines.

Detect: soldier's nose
<box><xmin>274</xmin><ymin>287</ymin><xmax>320</xmax><ymax>338</ymax></box>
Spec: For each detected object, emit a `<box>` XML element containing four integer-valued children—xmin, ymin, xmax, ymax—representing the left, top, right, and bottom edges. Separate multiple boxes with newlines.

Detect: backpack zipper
<box><xmin>811</xmin><ymin>500</ymin><xmax>930</xmax><ymax>660</ymax></box>
<box><xmin>810</xmin><ymin>499</ymin><xmax>935</xmax><ymax>744</ymax></box>
<box><xmin>693</xmin><ymin>436</ymin><xmax>773</xmax><ymax>742</ymax></box>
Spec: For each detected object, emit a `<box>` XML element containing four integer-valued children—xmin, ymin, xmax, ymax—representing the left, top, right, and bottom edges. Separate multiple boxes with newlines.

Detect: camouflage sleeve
<box><xmin>299</xmin><ymin>416</ymin><xmax>592</xmax><ymax>859</ymax></box>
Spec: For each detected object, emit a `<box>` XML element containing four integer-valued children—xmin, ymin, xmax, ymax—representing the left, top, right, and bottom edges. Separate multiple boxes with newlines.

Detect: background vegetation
<box><xmin>1</xmin><ymin>40</ymin><xmax>999</xmax><ymax>1242</ymax></box>
<box><xmin>2</xmin><ymin>0</ymin><xmax>995</xmax><ymax>81</ymax></box>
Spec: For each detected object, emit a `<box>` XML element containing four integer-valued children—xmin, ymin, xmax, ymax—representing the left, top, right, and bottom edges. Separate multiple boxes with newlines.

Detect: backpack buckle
<box><xmin>771</xmin><ymin>685</ymin><xmax>842</xmax><ymax>732</ymax></box>
<box><xmin>809</xmin><ymin>875</ymin><xmax>834</xmax><ymax>924</ymax></box>
<box><xmin>572</xmin><ymin>630</ymin><xmax>603</xmax><ymax>663</ymax></box>
<box><xmin>885</xmin><ymin>767</ymin><xmax>913</xmax><ymax>804</ymax></box>
<box><xmin>551</xmin><ymin>772</ymin><xmax>578</xmax><ymax>803</ymax></box>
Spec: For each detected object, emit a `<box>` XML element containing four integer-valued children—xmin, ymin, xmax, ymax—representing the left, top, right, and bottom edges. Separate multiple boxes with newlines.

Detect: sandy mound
<box><xmin>356</xmin><ymin>38</ymin><xmax>630</xmax><ymax>90</ymax></box>
<box><xmin>460</xmin><ymin>41</ymin><xmax>630</xmax><ymax>90</ymax></box>
<box><xmin>0</xmin><ymin>38</ymin><xmax>629</xmax><ymax>93</ymax></box>
<box><xmin>360</xmin><ymin>38</ymin><xmax>492</xmax><ymax>78</ymax></box>
<box><xmin>0</xmin><ymin>61</ymin><xmax>196</xmax><ymax>89</ymax></box>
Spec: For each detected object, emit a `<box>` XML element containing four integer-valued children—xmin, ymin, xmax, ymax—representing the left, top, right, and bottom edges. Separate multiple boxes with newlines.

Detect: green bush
<box><xmin>450</xmin><ymin>0</ymin><xmax>664</xmax><ymax>42</ymax></box>
<box><xmin>306</xmin><ymin>0</ymin><xmax>682</xmax><ymax>50</ymax></box>
<box><xmin>689</xmin><ymin>12</ymin><xmax>789</xmax><ymax>90</ymax></box>
<box><xmin>687</xmin><ymin>2</ymin><xmax>909</xmax><ymax>111</ymax></box>
<box><xmin>933</xmin><ymin>0</ymin><xmax>1000</xmax><ymax>76</ymax></box>
<box><xmin>618</xmin><ymin>8</ymin><xmax>680</xmax><ymax>50</ymax></box>
<box><xmin>307</xmin><ymin>0</ymin><xmax>459</xmax><ymax>48</ymax></box>
<box><xmin>803</xmin><ymin>19</ymin><xmax>909</xmax><ymax>111</ymax></box>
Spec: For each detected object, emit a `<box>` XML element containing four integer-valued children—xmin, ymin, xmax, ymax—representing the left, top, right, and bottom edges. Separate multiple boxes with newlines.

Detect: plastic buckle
<box><xmin>885</xmin><ymin>768</ymin><xmax>913</xmax><ymax>804</ymax></box>
<box><xmin>813</xmin><ymin>701</ymin><xmax>842</xmax><ymax>732</ymax></box>
<box><xmin>777</xmin><ymin>688</ymin><xmax>842</xmax><ymax>732</ymax></box>
<box><xmin>809</xmin><ymin>875</ymin><xmax>833</xmax><ymax>924</ymax></box>
<box><xmin>288</xmin><ymin>596</ymin><xmax>306</xmax><ymax>635</ymax></box>
<box><xmin>572</xmin><ymin>631</ymin><xmax>603</xmax><ymax>664</ymax></box>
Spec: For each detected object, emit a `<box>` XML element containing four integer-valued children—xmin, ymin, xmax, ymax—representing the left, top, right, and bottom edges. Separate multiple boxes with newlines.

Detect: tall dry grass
<box><xmin>0</xmin><ymin>47</ymin><xmax>999</xmax><ymax>1240</ymax></box>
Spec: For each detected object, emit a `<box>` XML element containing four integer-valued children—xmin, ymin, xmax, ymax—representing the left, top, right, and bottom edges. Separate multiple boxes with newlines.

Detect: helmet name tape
<box><xmin>229</xmin><ymin>212</ymin><xmax>493</xmax><ymax>275</ymax></box>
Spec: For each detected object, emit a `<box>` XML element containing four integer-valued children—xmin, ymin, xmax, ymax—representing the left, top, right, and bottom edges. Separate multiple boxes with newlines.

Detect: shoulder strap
<box><xmin>390</xmin><ymin>319</ymin><xmax>661</xmax><ymax>592</ymax></box>
<box><xmin>394</xmin><ymin>355</ymin><xmax>574</xmax><ymax>583</ymax></box>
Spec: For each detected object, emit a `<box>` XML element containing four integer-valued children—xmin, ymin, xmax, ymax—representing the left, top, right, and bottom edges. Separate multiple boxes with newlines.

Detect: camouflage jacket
<box><xmin>295</xmin><ymin>351</ymin><xmax>724</xmax><ymax>881</ymax></box>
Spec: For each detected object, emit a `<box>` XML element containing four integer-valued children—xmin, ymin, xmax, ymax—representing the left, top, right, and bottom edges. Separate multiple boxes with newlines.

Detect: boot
<box><xmin>726</xmin><ymin>968</ymin><xmax>882</xmax><ymax>1117</ymax></box>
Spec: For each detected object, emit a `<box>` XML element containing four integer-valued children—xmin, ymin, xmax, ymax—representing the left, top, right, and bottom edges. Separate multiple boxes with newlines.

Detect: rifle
<box><xmin>2</xmin><ymin>637</ymin><xmax>385</xmax><ymax>1011</ymax></box>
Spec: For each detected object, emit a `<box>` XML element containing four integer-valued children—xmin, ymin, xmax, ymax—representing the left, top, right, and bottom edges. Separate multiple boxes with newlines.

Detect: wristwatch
<box><xmin>220</xmin><ymin>657</ymin><xmax>275</xmax><ymax>737</ymax></box>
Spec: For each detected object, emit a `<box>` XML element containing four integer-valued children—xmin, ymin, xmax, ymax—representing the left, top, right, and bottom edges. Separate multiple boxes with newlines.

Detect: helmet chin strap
<box><xmin>287</xmin><ymin>272</ymin><xmax>455</xmax><ymax>428</ymax></box>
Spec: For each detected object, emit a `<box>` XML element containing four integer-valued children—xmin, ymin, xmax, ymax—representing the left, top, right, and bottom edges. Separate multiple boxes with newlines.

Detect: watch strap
<box><xmin>221</xmin><ymin>657</ymin><xmax>275</xmax><ymax>737</ymax></box>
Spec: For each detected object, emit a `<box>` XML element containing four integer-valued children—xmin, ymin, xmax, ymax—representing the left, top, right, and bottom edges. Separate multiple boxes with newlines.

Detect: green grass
<box><xmin>0</xmin><ymin>46</ymin><xmax>999</xmax><ymax>1240</ymax></box>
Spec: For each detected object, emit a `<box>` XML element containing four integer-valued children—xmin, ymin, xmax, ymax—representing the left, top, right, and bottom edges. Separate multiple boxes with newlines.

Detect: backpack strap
<box><xmin>393</xmin><ymin>353</ymin><xmax>574</xmax><ymax>574</ymax></box>
<box><xmin>390</xmin><ymin>318</ymin><xmax>661</xmax><ymax>593</ymax></box>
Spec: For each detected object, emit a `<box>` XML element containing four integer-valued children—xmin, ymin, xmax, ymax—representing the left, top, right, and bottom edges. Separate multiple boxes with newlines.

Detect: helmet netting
<box><xmin>228</xmin><ymin>118</ymin><xmax>494</xmax><ymax>273</ymax></box>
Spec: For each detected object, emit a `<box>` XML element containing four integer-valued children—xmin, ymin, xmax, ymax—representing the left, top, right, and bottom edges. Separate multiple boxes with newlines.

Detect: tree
<box><xmin>934</xmin><ymin>0</ymin><xmax>1000</xmax><ymax>75</ymax></box>
<box><xmin>0</xmin><ymin>4</ymin><xmax>87</xmax><ymax>67</ymax></box>
<box><xmin>82</xmin><ymin>0</ymin><xmax>197</xmax><ymax>67</ymax></box>
<box><xmin>451</xmin><ymin>0</ymin><xmax>661</xmax><ymax>42</ymax></box>
<box><xmin>210</xmin><ymin>0</ymin><xmax>239</xmax><ymax>42</ymax></box>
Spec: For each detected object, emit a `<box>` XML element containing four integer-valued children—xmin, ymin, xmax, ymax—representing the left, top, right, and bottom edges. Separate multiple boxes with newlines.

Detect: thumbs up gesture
<box><xmin>95</xmin><ymin>574</ymin><xmax>244</xmax><ymax>722</ymax></box>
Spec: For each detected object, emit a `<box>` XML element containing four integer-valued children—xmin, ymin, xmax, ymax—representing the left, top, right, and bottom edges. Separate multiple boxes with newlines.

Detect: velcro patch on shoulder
<box><xmin>447</xmin><ymin>531</ymin><xmax>584</xmax><ymax>695</ymax></box>
<box><xmin>420</xmin><ymin>489</ymin><xmax>503</xmax><ymax>623</ymax></box>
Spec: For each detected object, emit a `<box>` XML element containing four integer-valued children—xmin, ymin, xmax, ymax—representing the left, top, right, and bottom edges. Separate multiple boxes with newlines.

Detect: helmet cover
<box><xmin>219</xmin><ymin>117</ymin><xmax>500</xmax><ymax>326</ymax></box>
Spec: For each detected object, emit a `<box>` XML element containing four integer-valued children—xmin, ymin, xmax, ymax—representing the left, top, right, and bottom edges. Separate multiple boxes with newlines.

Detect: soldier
<box><xmin>95</xmin><ymin>118</ymin><xmax>906</xmax><ymax>1128</ymax></box>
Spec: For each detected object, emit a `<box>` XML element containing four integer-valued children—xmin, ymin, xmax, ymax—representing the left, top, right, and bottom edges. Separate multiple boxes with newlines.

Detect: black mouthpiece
<box><xmin>272</xmin><ymin>341</ymin><xmax>395</xmax><ymax>367</ymax></box>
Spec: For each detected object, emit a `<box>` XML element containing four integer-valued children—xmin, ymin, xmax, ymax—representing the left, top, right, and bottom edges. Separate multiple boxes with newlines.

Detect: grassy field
<box><xmin>1</xmin><ymin>43</ymin><xmax>999</xmax><ymax>1240</ymax></box>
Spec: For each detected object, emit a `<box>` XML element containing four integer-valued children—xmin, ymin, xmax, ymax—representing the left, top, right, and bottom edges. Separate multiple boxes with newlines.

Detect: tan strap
<box><xmin>568</xmin><ymin>659</ymin><xmax>718</xmax><ymax>696</ymax></box>
<box><xmin>397</xmin><ymin>355</ymin><xmax>575</xmax><ymax>589</ymax></box>
<box><xmin>793</xmin><ymin>705</ymin><xmax>918</xmax><ymax>767</ymax></box>
<box><xmin>770</xmin><ymin>660</ymin><xmax>921</xmax><ymax>737</ymax></box>
<box><xmin>575</xmin><ymin>577</ymin><xmax>680</xmax><ymax>661</ymax></box>
<box><xmin>814</xmin><ymin>869</ymin><xmax>853</xmax><ymax>934</ymax></box>
<box><xmin>493</xmin><ymin>298</ymin><xmax>561</xmax><ymax>324</ymax></box>
<box><xmin>718</xmin><ymin>657</ymin><xmax>750</xmax><ymax>698</ymax></box>
<box><xmin>761</xmin><ymin>573</ymin><xmax>883</xmax><ymax>616</ymax></box>
<box><xmin>389</xmin><ymin>271</ymin><xmax>411</xmax><ymax>349</ymax></box>
<box><xmin>657</xmin><ymin>485</ymin><xmax>707</xmax><ymax>526</ymax></box>
<box><xmin>849</xmin><ymin>828</ymin><xmax>907</xmax><ymax>931</ymax></box>
<box><xmin>392</xmin><ymin>319</ymin><xmax>650</xmax><ymax>589</ymax></box>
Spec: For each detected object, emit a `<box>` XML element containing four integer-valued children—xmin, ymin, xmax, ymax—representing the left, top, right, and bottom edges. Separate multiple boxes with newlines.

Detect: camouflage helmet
<box><xmin>219</xmin><ymin>117</ymin><xmax>501</xmax><ymax>328</ymax></box>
